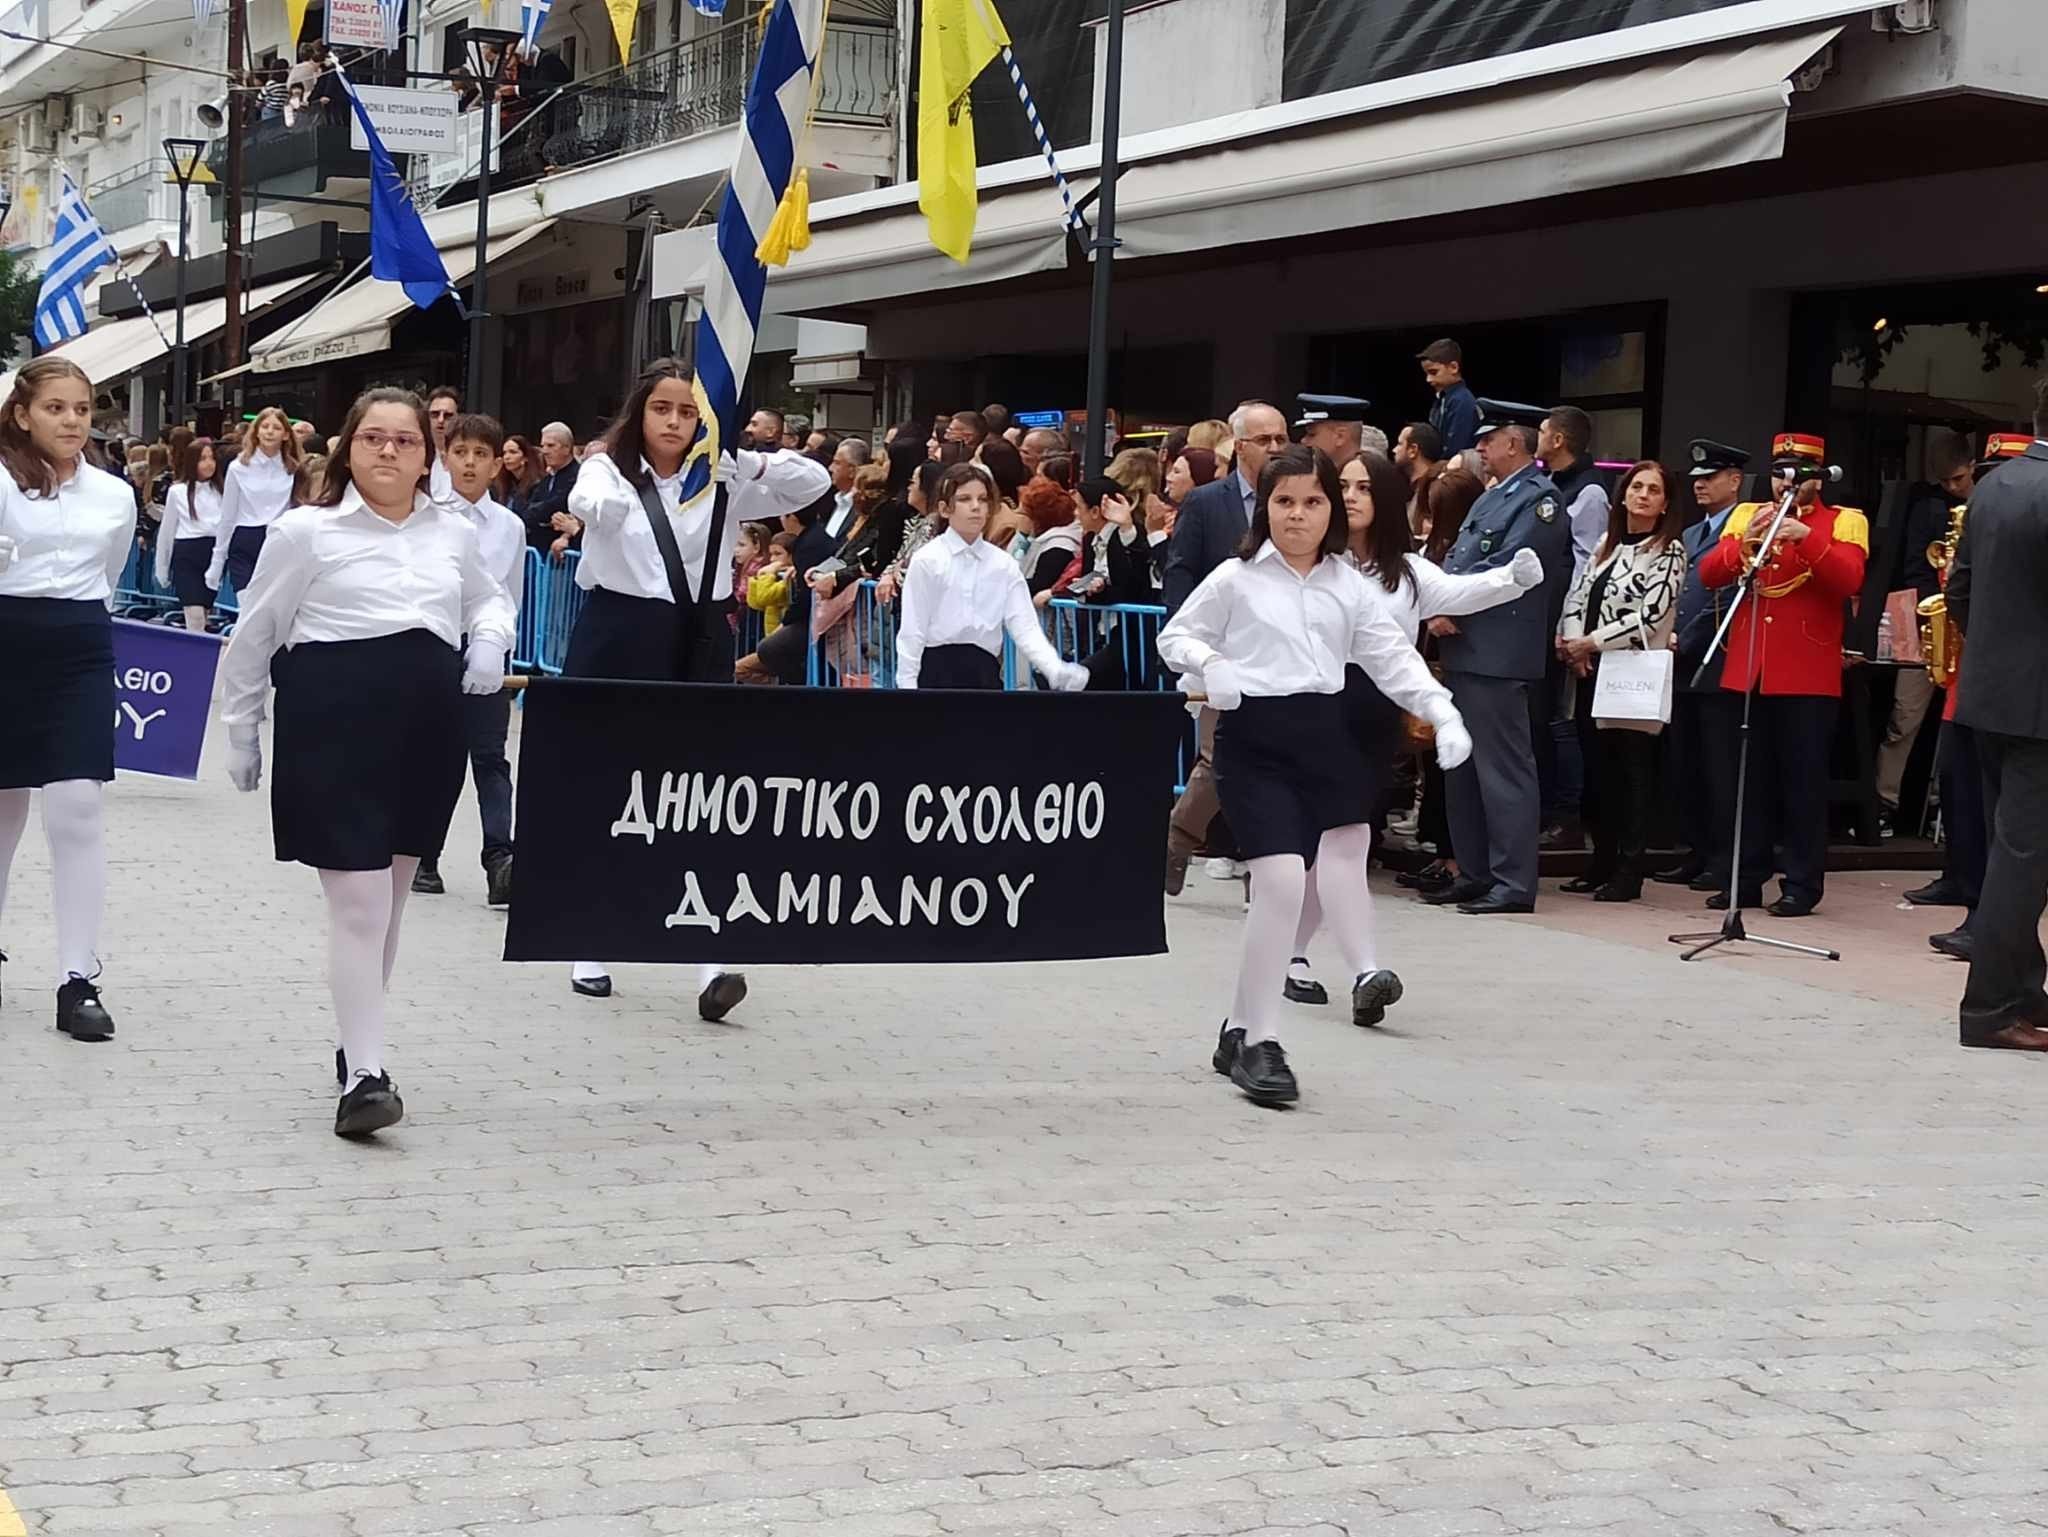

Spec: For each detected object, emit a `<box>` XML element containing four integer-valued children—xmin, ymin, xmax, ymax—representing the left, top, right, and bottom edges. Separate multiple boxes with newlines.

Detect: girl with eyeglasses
<box><xmin>216</xmin><ymin>388</ymin><xmax>515</xmax><ymax>1139</ymax></box>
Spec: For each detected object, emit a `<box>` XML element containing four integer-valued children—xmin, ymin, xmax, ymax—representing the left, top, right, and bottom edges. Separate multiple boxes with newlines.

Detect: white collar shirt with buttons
<box><xmin>220</xmin><ymin>448</ymin><xmax>295</xmax><ymax>532</ymax></box>
<box><xmin>0</xmin><ymin>459</ymin><xmax>137</xmax><ymax>602</ymax></box>
<box><xmin>1158</xmin><ymin>541</ymin><xmax>1454</xmax><ymax>723</ymax></box>
<box><xmin>895</xmin><ymin>527</ymin><xmax>1069</xmax><ymax>690</ymax></box>
<box><xmin>568</xmin><ymin>448</ymin><xmax>830</xmax><ymax>604</ymax></box>
<box><xmin>217</xmin><ymin>485</ymin><xmax>516</xmax><ymax>727</ymax></box>
<box><xmin>154</xmin><ymin>481</ymin><xmax>227</xmax><ymax>588</ymax></box>
<box><xmin>450</xmin><ymin>488</ymin><xmax>526</xmax><ymax>624</ymax></box>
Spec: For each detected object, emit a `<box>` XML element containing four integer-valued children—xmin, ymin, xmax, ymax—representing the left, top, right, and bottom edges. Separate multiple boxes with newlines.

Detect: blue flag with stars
<box><xmin>344</xmin><ymin>78</ymin><xmax>452</xmax><ymax>312</ymax></box>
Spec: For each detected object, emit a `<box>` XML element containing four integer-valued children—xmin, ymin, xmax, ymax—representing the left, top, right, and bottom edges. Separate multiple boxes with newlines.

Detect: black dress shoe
<box><xmin>1593</xmin><ymin>878</ymin><xmax>1643</xmax><ymax>903</ymax></box>
<box><xmin>335</xmin><ymin>1073</ymin><xmax>404</xmax><ymax>1138</ymax></box>
<box><xmin>1704</xmin><ymin>890</ymin><xmax>1764</xmax><ymax>911</ymax></box>
<box><xmin>1930</xmin><ymin>927</ymin><xmax>1974</xmax><ymax>961</ymax></box>
<box><xmin>1905</xmin><ymin>878</ymin><xmax>1971</xmax><ymax>908</ymax></box>
<box><xmin>698</xmin><ymin>972</ymin><xmax>748</xmax><ymax>1022</ymax></box>
<box><xmin>1422</xmin><ymin>878</ymin><xmax>1488</xmax><ymax>907</ymax></box>
<box><xmin>1540</xmin><ymin>820</ymin><xmax>1585</xmax><ymax>851</ymax></box>
<box><xmin>484</xmin><ymin>852</ymin><xmax>514</xmax><ymax>908</ymax></box>
<box><xmin>1765</xmin><ymin>896</ymin><xmax>1818</xmax><ymax>918</ymax></box>
<box><xmin>1351</xmin><ymin>969</ymin><xmax>1403</xmax><ymax>1027</ymax></box>
<box><xmin>1165</xmin><ymin>847</ymin><xmax>1191</xmax><ymax>897</ymax></box>
<box><xmin>571</xmin><ymin>974</ymin><xmax>613</xmax><ymax>998</ymax></box>
<box><xmin>411</xmin><ymin>860</ymin><xmax>445</xmax><ymax>896</ymax></box>
<box><xmin>1282</xmin><ymin>960</ymin><xmax>1328</xmax><ymax>1006</ymax></box>
<box><xmin>336</xmin><ymin>1047</ymin><xmax>347</xmax><ymax>1088</ymax></box>
<box><xmin>1559</xmin><ymin>876</ymin><xmax>1603</xmax><ymax>894</ymax></box>
<box><xmin>1230</xmin><ymin>1039</ymin><xmax>1299</xmax><ymax>1106</ymax></box>
<box><xmin>1458</xmin><ymin>893</ymin><xmax>1535</xmax><ymax>915</ymax></box>
<box><xmin>1652</xmin><ymin>863</ymin><xmax>1703</xmax><ymax>886</ymax></box>
<box><xmin>1688</xmin><ymin>871</ymin><xmax>1724</xmax><ymax>893</ymax></box>
<box><xmin>1394</xmin><ymin>861</ymin><xmax>1450</xmax><ymax>891</ymax></box>
<box><xmin>55</xmin><ymin>976</ymin><xmax>115</xmax><ymax>1042</ymax></box>
<box><xmin>1212</xmin><ymin>1022</ymin><xmax>1245</xmax><ymax>1076</ymax></box>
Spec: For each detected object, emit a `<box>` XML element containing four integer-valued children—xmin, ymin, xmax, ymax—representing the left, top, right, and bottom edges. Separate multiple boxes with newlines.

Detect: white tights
<box><xmin>0</xmin><ymin>781</ymin><xmax>107</xmax><ymax>985</ymax></box>
<box><xmin>1290</xmin><ymin>824</ymin><xmax>1381</xmax><ymax>979</ymax></box>
<box><xmin>318</xmin><ymin>856</ymin><xmax>418</xmax><ymax>1087</ymax></box>
<box><xmin>1232</xmin><ymin>825</ymin><xmax>1379</xmax><ymax>1045</ymax></box>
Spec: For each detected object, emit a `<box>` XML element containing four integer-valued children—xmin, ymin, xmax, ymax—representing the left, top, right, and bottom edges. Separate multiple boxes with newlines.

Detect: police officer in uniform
<box><xmin>1295</xmin><ymin>394</ymin><xmax>1369</xmax><ymax>468</ymax></box>
<box><xmin>1427</xmin><ymin>400</ymin><xmax>1574</xmax><ymax>914</ymax></box>
<box><xmin>1698</xmin><ymin>432</ymin><xmax>1868</xmax><ymax>917</ymax></box>
<box><xmin>1657</xmin><ymin>438</ymin><xmax>1751</xmax><ymax>891</ymax></box>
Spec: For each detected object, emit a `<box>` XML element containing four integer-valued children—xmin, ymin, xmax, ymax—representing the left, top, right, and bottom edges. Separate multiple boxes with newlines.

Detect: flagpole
<box><xmin>222</xmin><ymin>0</ymin><xmax>249</xmax><ymax>402</ymax></box>
<box><xmin>1081</xmin><ymin>0</ymin><xmax>1124</xmax><ymax>482</ymax></box>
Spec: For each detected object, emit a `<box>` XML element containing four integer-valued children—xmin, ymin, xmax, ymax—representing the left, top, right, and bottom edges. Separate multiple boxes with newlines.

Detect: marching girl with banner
<box><xmin>218</xmin><ymin>388</ymin><xmax>514</xmax><ymax>1138</ymax></box>
<box><xmin>0</xmin><ymin>357</ymin><xmax>136</xmax><ymax>1041</ymax></box>
<box><xmin>1158</xmin><ymin>445</ymin><xmax>1474</xmax><ymax>1109</ymax></box>
<box><xmin>206</xmin><ymin>405</ymin><xmax>302</xmax><ymax>596</ymax></box>
<box><xmin>154</xmin><ymin>435</ymin><xmax>226</xmax><ymax>635</ymax></box>
<box><xmin>550</xmin><ymin>356</ymin><xmax>829</xmax><ymax>1022</ymax></box>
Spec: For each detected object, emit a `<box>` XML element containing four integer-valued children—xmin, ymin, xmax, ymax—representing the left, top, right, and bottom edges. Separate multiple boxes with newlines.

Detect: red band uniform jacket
<box><xmin>1698</xmin><ymin>501</ymin><xmax>1869</xmax><ymax>697</ymax></box>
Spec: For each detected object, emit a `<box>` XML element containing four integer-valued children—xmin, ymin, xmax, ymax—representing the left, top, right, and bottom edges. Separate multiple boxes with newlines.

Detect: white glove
<box><xmin>0</xmin><ymin>533</ymin><xmax>15</xmax><ymax>574</ymax></box>
<box><xmin>1053</xmin><ymin>660</ymin><xmax>1090</xmax><ymax>693</ymax></box>
<box><xmin>1509</xmin><ymin>547</ymin><xmax>1544</xmax><ymax>589</ymax></box>
<box><xmin>462</xmin><ymin>642</ymin><xmax>505</xmax><ymax>696</ymax></box>
<box><xmin>1202</xmin><ymin>659</ymin><xmax>1244</xmax><ymax>713</ymax></box>
<box><xmin>1433</xmin><ymin>715</ymin><xmax>1473</xmax><ymax>772</ymax></box>
<box><xmin>225</xmin><ymin>722</ymin><xmax>262</xmax><ymax>793</ymax></box>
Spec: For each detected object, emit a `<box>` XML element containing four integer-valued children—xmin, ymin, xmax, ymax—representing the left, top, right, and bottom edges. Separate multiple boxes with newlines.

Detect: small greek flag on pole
<box><xmin>688</xmin><ymin>0</ymin><xmax>726</xmax><ymax>15</ymax></box>
<box><xmin>34</xmin><ymin>173</ymin><xmax>116</xmax><ymax>349</ymax></box>
<box><xmin>519</xmin><ymin>0</ymin><xmax>551</xmax><ymax>51</ymax></box>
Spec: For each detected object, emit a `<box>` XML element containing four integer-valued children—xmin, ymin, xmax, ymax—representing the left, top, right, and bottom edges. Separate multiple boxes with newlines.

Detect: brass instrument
<box><xmin>1916</xmin><ymin>502</ymin><xmax>1967</xmax><ymax>686</ymax></box>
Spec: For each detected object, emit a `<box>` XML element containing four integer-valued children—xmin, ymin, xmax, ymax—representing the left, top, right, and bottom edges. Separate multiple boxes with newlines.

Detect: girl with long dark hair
<box><xmin>1157</xmin><ymin>445</ymin><xmax>1473</xmax><ymax>1109</ymax></box>
<box><xmin>554</xmin><ymin>357</ymin><xmax>828</xmax><ymax>1020</ymax></box>
<box><xmin>155</xmin><ymin>436</ymin><xmax>227</xmax><ymax>634</ymax></box>
<box><xmin>0</xmin><ymin>357</ymin><xmax>137</xmax><ymax>1041</ymax></box>
<box><xmin>217</xmin><ymin>387</ymin><xmax>515</xmax><ymax>1137</ymax></box>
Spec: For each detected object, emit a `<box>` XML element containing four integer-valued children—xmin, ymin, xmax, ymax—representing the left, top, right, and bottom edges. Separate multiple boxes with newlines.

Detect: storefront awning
<box><xmin>241</xmin><ymin>220</ymin><xmax>559</xmax><ymax>376</ymax></box>
<box><xmin>653</xmin><ymin>23</ymin><xmax>1839</xmax><ymax>315</ymax></box>
<box><xmin>19</xmin><ymin>272</ymin><xmax>327</xmax><ymax>391</ymax></box>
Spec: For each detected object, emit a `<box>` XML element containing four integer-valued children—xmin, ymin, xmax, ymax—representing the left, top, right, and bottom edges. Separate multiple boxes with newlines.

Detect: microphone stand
<box><xmin>1668</xmin><ymin>488</ymin><xmax>1841</xmax><ymax>964</ymax></box>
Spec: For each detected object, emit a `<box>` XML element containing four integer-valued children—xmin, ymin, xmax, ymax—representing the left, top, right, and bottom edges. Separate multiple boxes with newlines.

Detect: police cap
<box><xmin>1294</xmin><ymin>393</ymin><xmax>1371</xmax><ymax>428</ymax></box>
<box><xmin>1687</xmin><ymin>438</ymin><xmax>1750</xmax><ymax>478</ymax></box>
<box><xmin>1472</xmin><ymin>398</ymin><xmax>1546</xmax><ymax>438</ymax></box>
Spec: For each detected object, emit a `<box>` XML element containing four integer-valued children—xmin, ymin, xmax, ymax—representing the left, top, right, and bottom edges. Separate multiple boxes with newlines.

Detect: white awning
<box><xmin>246</xmin><ymin>220</ymin><xmax>559</xmax><ymax>375</ymax></box>
<box><xmin>26</xmin><ymin>272</ymin><xmax>327</xmax><ymax>389</ymax></box>
<box><xmin>654</xmin><ymin>24</ymin><xmax>1838</xmax><ymax>315</ymax></box>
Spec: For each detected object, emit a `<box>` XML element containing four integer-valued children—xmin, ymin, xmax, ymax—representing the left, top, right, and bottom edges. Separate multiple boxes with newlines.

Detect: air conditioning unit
<box><xmin>71</xmin><ymin>103</ymin><xmax>104</xmax><ymax>140</ymax></box>
<box><xmin>21</xmin><ymin>106</ymin><xmax>56</xmax><ymax>154</ymax></box>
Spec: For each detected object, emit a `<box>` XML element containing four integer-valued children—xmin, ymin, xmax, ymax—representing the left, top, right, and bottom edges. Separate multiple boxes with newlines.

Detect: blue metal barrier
<box><xmin>521</xmin><ymin>548</ymin><xmax>587</xmax><ymax>675</ymax></box>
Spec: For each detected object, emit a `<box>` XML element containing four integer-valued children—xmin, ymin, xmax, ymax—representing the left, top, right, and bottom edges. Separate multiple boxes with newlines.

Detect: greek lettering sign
<box><xmin>348</xmin><ymin>85</ymin><xmax>460</xmax><ymax>154</ymax></box>
<box><xmin>111</xmin><ymin>619</ymin><xmax>222</xmax><ymax>780</ymax></box>
<box><xmin>504</xmin><ymin>681</ymin><xmax>1188</xmax><ymax>965</ymax></box>
<box><xmin>327</xmin><ymin>0</ymin><xmax>399</xmax><ymax>49</ymax></box>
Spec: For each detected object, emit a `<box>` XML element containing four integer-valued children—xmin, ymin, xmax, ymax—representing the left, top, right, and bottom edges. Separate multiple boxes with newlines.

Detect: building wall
<box><xmin>1088</xmin><ymin>0</ymin><xmax>1286</xmax><ymax>139</ymax></box>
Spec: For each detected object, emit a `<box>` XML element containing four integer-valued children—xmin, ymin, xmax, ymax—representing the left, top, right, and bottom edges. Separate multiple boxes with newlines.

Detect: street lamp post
<box><xmin>163</xmin><ymin>137</ymin><xmax>207</xmax><ymax>427</ymax></box>
<box><xmin>457</xmin><ymin>27</ymin><xmax>523</xmax><ymax>408</ymax></box>
<box><xmin>1082</xmin><ymin>0</ymin><xmax>1126</xmax><ymax>481</ymax></box>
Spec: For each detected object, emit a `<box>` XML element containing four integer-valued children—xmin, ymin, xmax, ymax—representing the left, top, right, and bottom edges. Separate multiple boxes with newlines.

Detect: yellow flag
<box><xmin>283</xmin><ymin>0</ymin><xmax>309</xmax><ymax>44</ymax></box>
<box><xmin>606</xmin><ymin>0</ymin><xmax>638</xmax><ymax>64</ymax></box>
<box><xmin>918</xmin><ymin>0</ymin><xmax>1008</xmax><ymax>263</ymax></box>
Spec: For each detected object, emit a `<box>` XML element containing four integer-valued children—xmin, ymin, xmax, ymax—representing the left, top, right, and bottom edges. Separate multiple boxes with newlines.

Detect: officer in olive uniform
<box><xmin>1428</xmin><ymin>399</ymin><xmax>1575</xmax><ymax>914</ymax></box>
<box><xmin>1657</xmin><ymin>437</ymin><xmax>1751</xmax><ymax>891</ymax></box>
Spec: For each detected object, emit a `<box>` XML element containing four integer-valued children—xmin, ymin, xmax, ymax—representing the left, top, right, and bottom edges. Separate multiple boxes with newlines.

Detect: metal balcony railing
<box><xmin>408</xmin><ymin>16</ymin><xmax>897</xmax><ymax>202</ymax></box>
<box><xmin>86</xmin><ymin>163</ymin><xmax>160</xmax><ymax>232</ymax></box>
<box><xmin>206</xmin><ymin>115</ymin><xmax>371</xmax><ymax>197</ymax></box>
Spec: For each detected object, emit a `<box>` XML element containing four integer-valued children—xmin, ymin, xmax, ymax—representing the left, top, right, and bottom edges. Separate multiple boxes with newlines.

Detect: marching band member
<box><xmin>1285</xmin><ymin>449</ymin><xmax>1540</xmax><ymax>1011</ymax></box>
<box><xmin>553</xmin><ymin>357</ymin><xmax>829</xmax><ymax>1022</ymax></box>
<box><xmin>154</xmin><ymin>435</ymin><xmax>225</xmax><ymax>634</ymax></box>
<box><xmin>896</xmin><ymin>462</ymin><xmax>1090</xmax><ymax>692</ymax></box>
<box><xmin>1159</xmin><ymin>445</ymin><xmax>1473</xmax><ymax>1108</ymax></box>
<box><xmin>0</xmin><ymin>357</ymin><xmax>135</xmax><ymax>1041</ymax></box>
<box><xmin>218</xmin><ymin>388</ymin><xmax>514</xmax><ymax>1138</ymax></box>
<box><xmin>206</xmin><ymin>405</ymin><xmax>301</xmax><ymax>595</ymax></box>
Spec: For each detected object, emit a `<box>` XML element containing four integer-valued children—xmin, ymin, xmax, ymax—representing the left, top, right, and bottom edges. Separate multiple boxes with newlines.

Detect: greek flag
<box><xmin>34</xmin><ymin>173</ymin><xmax>116</xmax><ymax>349</ymax></box>
<box><xmin>519</xmin><ymin>0</ymin><xmax>550</xmax><ymax>51</ymax></box>
<box><xmin>689</xmin><ymin>0</ymin><xmax>824</xmax><ymax>505</ymax></box>
<box><xmin>688</xmin><ymin>0</ymin><xmax>725</xmax><ymax>14</ymax></box>
<box><xmin>191</xmin><ymin>0</ymin><xmax>216</xmax><ymax>22</ymax></box>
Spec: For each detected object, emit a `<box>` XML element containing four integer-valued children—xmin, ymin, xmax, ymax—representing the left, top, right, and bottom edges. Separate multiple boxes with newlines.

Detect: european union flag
<box><xmin>344</xmin><ymin>79</ymin><xmax>452</xmax><ymax>313</ymax></box>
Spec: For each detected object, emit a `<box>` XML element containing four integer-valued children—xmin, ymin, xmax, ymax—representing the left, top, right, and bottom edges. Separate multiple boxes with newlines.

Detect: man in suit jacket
<box><xmin>524</xmin><ymin>422</ymin><xmax>582</xmax><ymax>553</ymax></box>
<box><xmin>1657</xmin><ymin>438</ymin><xmax>1750</xmax><ymax>891</ymax></box>
<box><xmin>1161</xmin><ymin>401</ymin><xmax>1290</xmax><ymax>892</ymax></box>
<box><xmin>1948</xmin><ymin>390</ymin><xmax>2048</xmax><ymax>1051</ymax></box>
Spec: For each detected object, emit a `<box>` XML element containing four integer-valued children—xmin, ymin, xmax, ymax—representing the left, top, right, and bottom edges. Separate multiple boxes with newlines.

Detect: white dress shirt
<box><xmin>1158</xmin><ymin>542</ymin><xmax>1455</xmax><ymax>723</ymax></box>
<box><xmin>450</xmin><ymin>488</ymin><xmax>526</xmax><ymax>627</ymax></box>
<box><xmin>206</xmin><ymin>449</ymin><xmax>296</xmax><ymax>587</ymax></box>
<box><xmin>1566</xmin><ymin>479</ymin><xmax>1613</xmax><ymax>584</ymax></box>
<box><xmin>895</xmin><ymin>528</ymin><xmax>1071</xmax><ymax>690</ymax></box>
<box><xmin>430</xmin><ymin>458</ymin><xmax>453</xmax><ymax>503</ymax></box>
<box><xmin>0</xmin><ymin>459</ymin><xmax>137</xmax><ymax>603</ymax></box>
<box><xmin>570</xmin><ymin>449</ymin><xmax>830</xmax><ymax>604</ymax></box>
<box><xmin>1365</xmin><ymin>551</ymin><xmax>1527</xmax><ymax>638</ymax></box>
<box><xmin>827</xmin><ymin>488</ymin><xmax>855</xmax><ymax>538</ymax></box>
<box><xmin>218</xmin><ymin>485</ymin><xmax>517</xmax><ymax>727</ymax></box>
<box><xmin>154</xmin><ymin>481</ymin><xmax>227</xmax><ymax>586</ymax></box>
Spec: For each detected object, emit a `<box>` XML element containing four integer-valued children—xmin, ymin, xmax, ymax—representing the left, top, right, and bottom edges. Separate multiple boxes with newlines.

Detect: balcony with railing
<box><xmin>407</xmin><ymin>15</ymin><xmax>897</xmax><ymax>203</ymax></box>
<box><xmin>86</xmin><ymin>161</ymin><xmax>166</xmax><ymax>235</ymax></box>
<box><xmin>205</xmin><ymin>112</ymin><xmax>372</xmax><ymax>205</ymax></box>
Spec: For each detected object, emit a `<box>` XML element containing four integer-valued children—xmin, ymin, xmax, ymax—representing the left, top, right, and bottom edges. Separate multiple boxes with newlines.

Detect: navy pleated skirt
<box><xmin>1213</xmin><ymin>691</ymin><xmax>1374</xmax><ymax>860</ymax></box>
<box><xmin>169</xmin><ymin>537</ymin><xmax>217</xmax><ymax>609</ymax></box>
<box><xmin>0</xmin><ymin>597</ymin><xmax>114</xmax><ymax>789</ymax></box>
<box><xmin>916</xmin><ymin>642</ymin><xmax>1003</xmax><ymax>690</ymax></box>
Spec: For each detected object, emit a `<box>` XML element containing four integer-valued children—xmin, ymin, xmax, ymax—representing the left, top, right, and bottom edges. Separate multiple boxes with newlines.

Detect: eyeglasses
<box><xmin>427</xmin><ymin>408</ymin><xmax>457</xmax><ymax>420</ymax></box>
<box><xmin>357</xmin><ymin>430</ymin><xmax>426</xmax><ymax>453</ymax></box>
<box><xmin>1244</xmin><ymin>433</ymin><xmax>1291</xmax><ymax>449</ymax></box>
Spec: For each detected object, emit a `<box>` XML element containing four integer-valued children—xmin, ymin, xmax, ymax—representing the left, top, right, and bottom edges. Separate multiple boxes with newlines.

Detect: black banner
<box><xmin>504</xmin><ymin>681</ymin><xmax>1190</xmax><ymax>966</ymax></box>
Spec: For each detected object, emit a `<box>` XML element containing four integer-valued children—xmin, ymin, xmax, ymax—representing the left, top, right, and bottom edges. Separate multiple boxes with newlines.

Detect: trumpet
<box><xmin>1740</xmin><ymin>491</ymin><xmax>1799</xmax><ymax>574</ymax></box>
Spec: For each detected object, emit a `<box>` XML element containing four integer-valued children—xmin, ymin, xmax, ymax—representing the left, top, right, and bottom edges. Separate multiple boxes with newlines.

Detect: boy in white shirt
<box><xmin>416</xmin><ymin>413</ymin><xmax>526</xmax><ymax>904</ymax></box>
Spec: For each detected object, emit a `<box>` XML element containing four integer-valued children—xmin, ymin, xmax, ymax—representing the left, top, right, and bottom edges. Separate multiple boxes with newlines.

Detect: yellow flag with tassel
<box><xmin>283</xmin><ymin>0</ymin><xmax>310</xmax><ymax>44</ymax></box>
<box><xmin>918</xmin><ymin>0</ymin><xmax>1008</xmax><ymax>263</ymax></box>
<box><xmin>755</xmin><ymin>167</ymin><xmax>812</xmax><ymax>266</ymax></box>
<box><xmin>606</xmin><ymin>0</ymin><xmax>639</xmax><ymax>65</ymax></box>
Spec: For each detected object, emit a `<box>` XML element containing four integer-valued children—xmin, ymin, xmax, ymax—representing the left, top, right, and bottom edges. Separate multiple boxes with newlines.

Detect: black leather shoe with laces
<box><xmin>56</xmin><ymin>976</ymin><xmax>115</xmax><ymax>1041</ymax></box>
<box><xmin>1212</xmin><ymin>1022</ymin><xmax>1245</xmax><ymax>1076</ymax></box>
<box><xmin>1230</xmin><ymin>1039</ymin><xmax>1300</xmax><ymax>1106</ymax></box>
<box><xmin>335</xmin><ymin>1073</ymin><xmax>405</xmax><ymax>1138</ymax></box>
<box><xmin>485</xmin><ymin>852</ymin><xmax>514</xmax><ymax>908</ymax></box>
<box><xmin>411</xmin><ymin>861</ymin><xmax>445</xmax><ymax>896</ymax></box>
<box><xmin>698</xmin><ymin>972</ymin><xmax>748</xmax><ymax>1022</ymax></box>
<box><xmin>1351</xmin><ymin>969</ymin><xmax>1403</xmax><ymax>1027</ymax></box>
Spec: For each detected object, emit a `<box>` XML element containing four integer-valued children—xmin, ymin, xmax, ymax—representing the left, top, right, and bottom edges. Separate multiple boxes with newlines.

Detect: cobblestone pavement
<box><xmin>2</xmin><ymin>728</ymin><xmax>2045</xmax><ymax>1537</ymax></box>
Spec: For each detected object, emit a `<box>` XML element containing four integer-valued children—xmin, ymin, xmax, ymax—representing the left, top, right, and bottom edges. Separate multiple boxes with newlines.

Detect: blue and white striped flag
<box><xmin>34</xmin><ymin>173</ymin><xmax>116</xmax><ymax>349</ymax></box>
<box><xmin>519</xmin><ymin>0</ymin><xmax>551</xmax><ymax>52</ymax></box>
<box><xmin>191</xmin><ymin>0</ymin><xmax>217</xmax><ymax>23</ymax></box>
<box><xmin>688</xmin><ymin>0</ymin><xmax>725</xmax><ymax>15</ymax></box>
<box><xmin>686</xmin><ymin>0</ymin><xmax>824</xmax><ymax>505</ymax></box>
